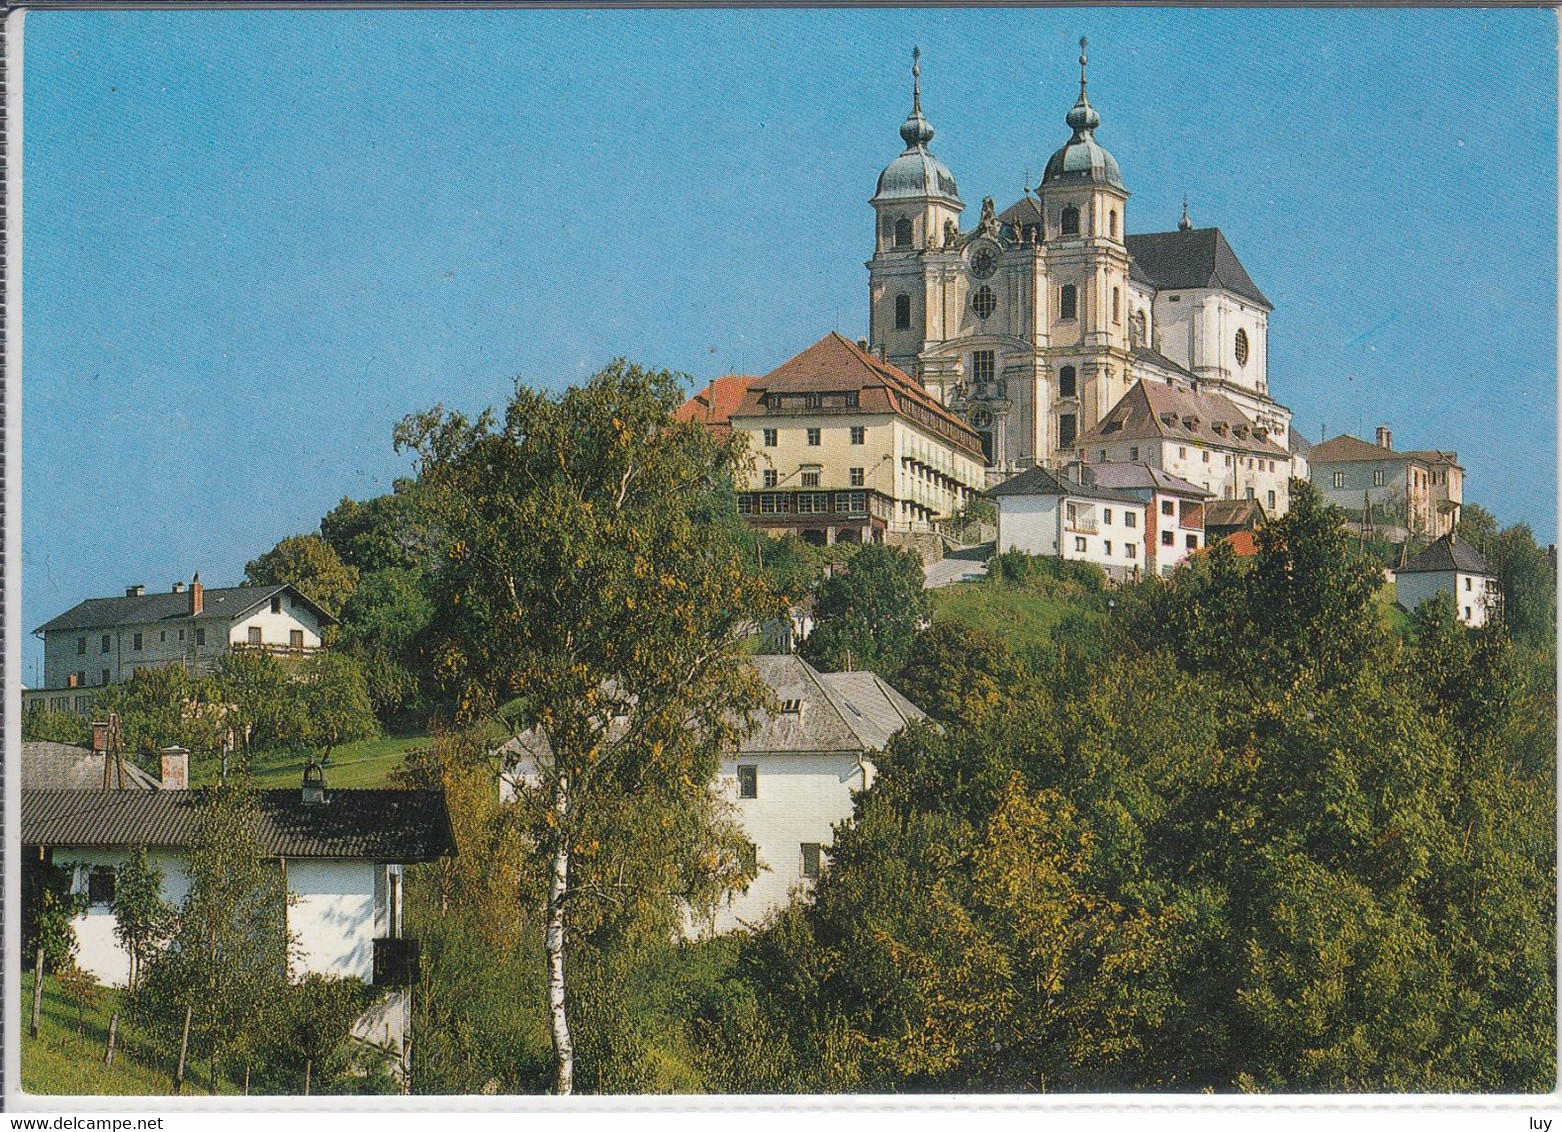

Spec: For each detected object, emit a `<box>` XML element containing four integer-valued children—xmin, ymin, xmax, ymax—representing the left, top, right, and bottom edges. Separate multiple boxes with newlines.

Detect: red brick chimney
<box><xmin>1376</xmin><ymin>425</ymin><xmax>1393</xmax><ymax>450</ymax></box>
<box><xmin>190</xmin><ymin>573</ymin><xmax>203</xmax><ymax>616</ymax></box>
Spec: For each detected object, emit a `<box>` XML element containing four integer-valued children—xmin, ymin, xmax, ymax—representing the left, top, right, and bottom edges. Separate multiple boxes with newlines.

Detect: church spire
<box><xmin>1065</xmin><ymin>36</ymin><xmax>1102</xmax><ymax>136</ymax></box>
<box><xmin>1179</xmin><ymin>197</ymin><xmax>1193</xmax><ymax>231</ymax></box>
<box><xmin>899</xmin><ymin>46</ymin><xmax>936</xmax><ymax>150</ymax></box>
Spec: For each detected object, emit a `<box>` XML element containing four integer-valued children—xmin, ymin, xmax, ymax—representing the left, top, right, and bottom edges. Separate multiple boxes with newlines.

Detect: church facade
<box><xmin>865</xmin><ymin>42</ymin><xmax>1300</xmax><ymax>509</ymax></box>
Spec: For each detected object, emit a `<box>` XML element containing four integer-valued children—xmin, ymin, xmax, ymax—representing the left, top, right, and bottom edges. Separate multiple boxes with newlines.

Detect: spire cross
<box><xmin>1078</xmin><ymin>36</ymin><xmax>1089</xmax><ymax>97</ymax></box>
<box><xmin>912</xmin><ymin>46</ymin><xmax>922</xmax><ymax>113</ymax></box>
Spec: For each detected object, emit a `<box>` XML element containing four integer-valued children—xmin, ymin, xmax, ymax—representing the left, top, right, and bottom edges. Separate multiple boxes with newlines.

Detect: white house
<box><xmin>1393</xmin><ymin>533</ymin><xmax>1499</xmax><ymax>628</ymax></box>
<box><xmin>21</xmin><ymin>774</ymin><xmax>454</xmax><ymax>1051</ymax></box>
<box><xmin>988</xmin><ymin>463</ymin><xmax>1149</xmax><ymax>581</ymax></box>
<box><xmin>1080</xmin><ymin>462</ymin><xmax>1210</xmax><ymax>576</ymax></box>
<box><xmin>28</xmin><ymin>576</ymin><xmax>336</xmax><ymax>717</ymax></box>
<box><xmin>498</xmin><ymin>654</ymin><xmax>928</xmax><ymax>935</ymax></box>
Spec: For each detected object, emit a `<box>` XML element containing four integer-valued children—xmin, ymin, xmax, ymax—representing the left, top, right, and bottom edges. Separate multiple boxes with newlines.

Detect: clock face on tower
<box><xmin>969</xmin><ymin>245</ymin><xmax>999</xmax><ymax>280</ymax></box>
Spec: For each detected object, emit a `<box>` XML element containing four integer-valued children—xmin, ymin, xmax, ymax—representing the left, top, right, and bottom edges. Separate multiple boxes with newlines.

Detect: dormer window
<box><xmin>894</xmin><ymin>217</ymin><xmax>913</xmax><ymax>248</ymax></box>
<box><xmin>1061</xmin><ymin>205</ymin><xmax>1080</xmax><ymax>235</ymax></box>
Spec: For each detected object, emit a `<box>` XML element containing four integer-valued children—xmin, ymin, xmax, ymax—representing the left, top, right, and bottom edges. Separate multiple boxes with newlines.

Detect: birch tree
<box><xmin>396</xmin><ymin>360</ymin><xmax>778</xmax><ymax>1094</ymax></box>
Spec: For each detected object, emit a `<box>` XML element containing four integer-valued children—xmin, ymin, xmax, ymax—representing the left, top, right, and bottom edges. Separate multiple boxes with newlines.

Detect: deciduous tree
<box><xmin>244</xmin><ymin>534</ymin><xmax>359</xmax><ymax>619</ymax></box>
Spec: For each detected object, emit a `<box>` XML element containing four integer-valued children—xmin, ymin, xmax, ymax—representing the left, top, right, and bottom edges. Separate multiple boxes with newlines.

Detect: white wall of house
<box><xmin>61</xmin><ymin>848</ymin><xmax>191</xmax><ymax>988</ymax></box>
<box><xmin>996</xmin><ymin>494</ymin><xmax>1061</xmax><ymax>556</ymax></box>
<box><xmin>704</xmin><ymin>750</ymin><xmax>871</xmax><ymax>935</ymax></box>
<box><xmin>996</xmin><ymin>493</ymin><xmax>1146</xmax><ymax>577</ymax></box>
<box><xmin>1395</xmin><ymin>569</ymin><xmax>1498</xmax><ymax>628</ymax></box>
<box><xmin>228</xmin><ymin>598</ymin><xmax>326</xmax><ymax>651</ymax></box>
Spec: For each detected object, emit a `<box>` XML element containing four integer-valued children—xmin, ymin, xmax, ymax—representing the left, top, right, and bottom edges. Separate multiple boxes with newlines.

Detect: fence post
<box><xmin>304</xmin><ymin>1058</ymin><xmax>312</xmax><ymax>1096</ymax></box>
<box><xmin>174</xmin><ymin>1005</ymin><xmax>192</xmax><ymax>1093</ymax></box>
<box><xmin>30</xmin><ymin>949</ymin><xmax>44</xmax><ymax>1039</ymax></box>
<box><xmin>104</xmin><ymin>1012</ymin><xmax>118</xmax><ymax>1068</ymax></box>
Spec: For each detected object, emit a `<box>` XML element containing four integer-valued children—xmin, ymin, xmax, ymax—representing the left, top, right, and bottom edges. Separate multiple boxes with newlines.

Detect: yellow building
<box><xmin>712</xmin><ymin>332</ymin><xmax>987</xmax><ymax>545</ymax></box>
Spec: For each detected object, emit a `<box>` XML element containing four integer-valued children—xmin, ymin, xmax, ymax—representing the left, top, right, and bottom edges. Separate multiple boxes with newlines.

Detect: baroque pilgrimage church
<box><xmin>866</xmin><ymin>42</ymin><xmax>1302</xmax><ymax>512</ymax></box>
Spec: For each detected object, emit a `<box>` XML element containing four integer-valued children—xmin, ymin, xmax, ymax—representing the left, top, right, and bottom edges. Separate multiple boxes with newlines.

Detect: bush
<box><xmin>987</xmin><ymin>550</ymin><xmax>1107</xmax><ymax>596</ymax></box>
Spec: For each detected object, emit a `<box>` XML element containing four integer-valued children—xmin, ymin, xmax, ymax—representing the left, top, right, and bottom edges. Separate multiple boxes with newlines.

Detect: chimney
<box><xmin>171</xmin><ymin>581</ymin><xmax>186</xmax><ymax>594</ymax></box>
<box><xmin>159</xmin><ymin>746</ymin><xmax>189</xmax><ymax>790</ymax></box>
<box><xmin>91</xmin><ymin>721</ymin><xmax>110</xmax><ymax>751</ymax></box>
<box><xmin>126</xmin><ymin>584</ymin><xmax>146</xmax><ymax>598</ymax></box>
<box><xmin>190</xmin><ymin>573</ymin><xmax>203</xmax><ymax>616</ymax></box>
<box><xmin>876</xmin><ymin>344</ymin><xmax>887</xmax><ymax>361</ymax></box>
<box><xmin>1376</xmin><ymin>425</ymin><xmax>1393</xmax><ymax>450</ymax></box>
<box><xmin>856</xmin><ymin>338</ymin><xmax>869</xmax><ymax>352</ymax></box>
<box><xmin>302</xmin><ymin>760</ymin><xmax>327</xmax><ymax>806</ymax></box>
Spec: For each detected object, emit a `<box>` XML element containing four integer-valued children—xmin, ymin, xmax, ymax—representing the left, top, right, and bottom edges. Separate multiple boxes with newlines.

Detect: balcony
<box><xmin>231</xmin><ymin>642</ymin><xmax>325</xmax><ymax>659</ymax></box>
<box><xmin>372</xmin><ymin>937</ymin><xmax>420</xmax><ymax>988</ymax></box>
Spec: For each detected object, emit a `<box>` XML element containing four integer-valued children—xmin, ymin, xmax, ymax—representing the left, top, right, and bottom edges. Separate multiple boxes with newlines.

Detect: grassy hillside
<box><xmin>192</xmin><ymin>733</ymin><xmax>432</xmax><ymax>790</ymax></box>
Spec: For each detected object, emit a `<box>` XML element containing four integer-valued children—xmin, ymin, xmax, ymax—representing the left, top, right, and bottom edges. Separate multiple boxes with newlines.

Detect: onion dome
<box><xmin>873</xmin><ymin>48</ymin><xmax>963</xmax><ymax>206</ymax></box>
<box><xmin>1041</xmin><ymin>38</ymin><xmax>1125</xmax><ymax>191</ymax></box>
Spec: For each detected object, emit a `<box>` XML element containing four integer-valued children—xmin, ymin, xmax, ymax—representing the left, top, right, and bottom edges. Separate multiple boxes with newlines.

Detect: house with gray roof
<box><xmin>22</xmin><ymin>740</ymin><xmax>164</xmax><ymax>791</ymax></box>
<box><xmin>1393</xmin><ymin>533</ymin><xmax>1497</xmax><ymax>628</ymax></box>
<box><xmin>988</xmin><ymin>463</ymin><xmax>1153</xmax><ymax>581</ymax></box>
<box><xmin>29</xmin><ymin>575</ymin><xmax>336</xmax><ymax>717</ymax></box>
<box><xmin>1310</xmin><ymin>425</ymin><xmax>1463</xmax><ymax>542</ymax></box>
<box><xmin>498</xmin><ymin>653</ymin><xmax>928</xmax><ymax>934</ymax></box>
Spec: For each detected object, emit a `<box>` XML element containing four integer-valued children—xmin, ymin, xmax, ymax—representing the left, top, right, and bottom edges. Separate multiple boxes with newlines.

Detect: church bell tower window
<box><xmin>971</xmin><ymin>350</ymin><xmax>995</xmax><ymax>385</ymax></box>
<box><xmin>1061</xmin><ymin>206</ymin><xmax>1080</xmax><ymax>236</ymax></box>
<box><xmin>894</xmin><ymin>293</ymin><xmax>911</xmax><ymax>330</ymax></box>
<box><xmin>972</xmin><ymin>286</ymin><xmax>996</xmax><ymax>320</ymax></box>
<box><xmin>894</xmin><ymin>217</ymin><xmax>913</xmax><ymax>248</ymax></box>
<box><xmin>1235</xmin><ymin>328</ymin><xmax>1250</xmax><ymax>366</ymax></box>
<box><xmin>1059</xmin><ymin>365</ymin><xmax>1077</xmax><ymax>398</ymax></box>
<box><xmin>1060</xmin><ymin>284</ymin><xmax>1078</xmax><ymax>321</ymax></box>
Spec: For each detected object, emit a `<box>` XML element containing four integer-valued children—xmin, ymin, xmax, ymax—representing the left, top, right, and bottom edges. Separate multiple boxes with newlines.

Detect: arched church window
<box><xmin>1112</xmin><ymin>287</ymin><xmax>1121</xmax><ymax>323</ymax></box>
<box><xmin>894</xmin><ymin>217</ymin><xmax>914</xmax><ymax>248</ymax></box>
<box><xmin>1235</xmin><ymin>328</ymin><xmax>1250</xmax><ymax>366</ymax></box>
<box><xmin>1061</xmin><ymin>206</ymin><xmax>1080</xmax><ymax>236</ymax></box>
<box><xmin>1109</xmin><ymin>210</ymin><xmax>1118</xmax><ymax>239</ymax></box>
<box><xmin>1059</xmin><ymin>365</ymin><xmax>1077</xmax><ymax>398</ymax></box>
<box><xmin>894</xmin><ymin>293</ymin><xmax>911</xmax><ymax>330</ymax></box>
<box><xmin>971</xmin><ymin>285</ymin><xmax>997</xmax><ymax>320</ymax></box>
<box><xmin>1060</xmin><ymin>284</ymin><xmax>1078</xmax><ymax>321</ymax></box>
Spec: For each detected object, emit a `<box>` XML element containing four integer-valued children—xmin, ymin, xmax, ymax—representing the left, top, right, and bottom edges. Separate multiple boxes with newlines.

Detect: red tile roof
<box><xmin>732</xmin><ymin>332</ymin><xmax>985</xmax><ymax>461</ymax></box>
<box><xmin>1080</xmin><ymin>379</ymin><xmax>1288</xmax><ymax>458</ymax></box>
<box><xmin>1224</xmin><ymin>529</ymin><xmax>1260</xmax><ymax>557</ymax></box>
<box><xmin>676</xmin><ymin>375</ymin><xmax>758</xmax><ymax>438</ymax></box>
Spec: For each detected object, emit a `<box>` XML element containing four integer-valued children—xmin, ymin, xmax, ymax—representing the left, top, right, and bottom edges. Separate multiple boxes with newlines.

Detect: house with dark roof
<box><xmin>1204</xmin><ymin>498</ymin><xmax>1268</xmax><ymax>542</ymax></box>
<box><xmin>29</xmin><ymin>575</ymin><xmax>337</xmax><ymax>717</ymax></box>
<box><xmin>988</xmin><ymin>463</ymin><xmax>1151</xmax><ymax>582</ymax></box>
<box><xmin>1310</xmin><ymin>425</ymin><xmax>1463</xmax><ymax>542</ymax></box>
<box><xmin>860</xmin><ymin>45</ymin><xmax>1294</xmax><ymax>484</ymax></box>
<box><xmin>1393</xmin><ymin>533</ymin><xmax>1497</xmax><ymax>628</ymax></box>
<box><xmin>1077</xmin><ymin>379</ymin><xmax>1293</xmax><ymax>515</ymax></box>
<box><xmin>721</xmin><ymin>332</ymin><xmax>987</xmax><ymax>544</ymax></box>
<box><xmin>499</xmin><ymin>653</ymin><xmax>928</xmax><ymax>934</ymax></box>
<box><xmin>21</xmin><ymin>771</ymin><xmax>454</xmax><ymax>1053</ymax></box>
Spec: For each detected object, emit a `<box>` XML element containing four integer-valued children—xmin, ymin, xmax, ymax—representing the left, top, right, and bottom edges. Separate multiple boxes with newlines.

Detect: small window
<box><xmin>1465</xmin><ymin>607</ymin><xmax>1472</xmax><ymax>620</ymax></box>
<box><xmin>801</xmin><ymin>471</ymin><xmax>821</xmax><ymax>488</ymax></box>
<box><xmin>801</xmin><ymin>843</ymin><xmax>822</xmax><ymax>879</ymax></box>
<box><xmin>1224</xmin><ymin>454</ymin><xmax>1232</xmax><ymax>467</ymax></box>
<box><xmin>1332</xmin><ymin>471</ymin><xmax>1345</xmax><ymax>489</ymax></box>
<box><xmin>1161</xmin><ymin>531</ymin><xmax>1176</xmax><ymax>548</ymax></box>
<box><xmin>807</xmin><ymin>428</ymin><xmax>821</xmax><ymax>446</ymax></box>
<box><xmin>763</xmin><ymin>428</ymin><xmax>778</xmax><ymax>448</ymax></box>
<box><xmin>850</xmin><ymin>426</ymin><xmax>866</xmax><ymax>445</ymax></box>
<box><xmin>248</xmin><ymin>626</ymin><xmax>262</xmax><ymax>645</ymax></box>
<box><xmin>101</xmin><ymin>668</ymin><xmax>111</xmax><ymax>686</ymax></box>
<box><xmin>1178</xmin><ymin>446</ymin><xmax>1187</xmax><ymax>460</ymax></box>
<box><xmin>1464</xmin><ymin>577</ymin><xmax>1472</xmax><ymax>591</ymax></box>
<box><xmin>1373</xmin><ymin>470</ymin><xmax>1385</xmax><ymax>487</ymax></box>
<box><xmin>1246</xmin><ymin>486</ymin><xmax>1255</xmax><ymax>500</ymax></box>
<box><xmin>195</xmin><ymin>628</ymin><xmax>206</xmax><ymax>647</ymax></box>
<box><xmin>894</xmin><ymin>293</ymin><xmax>911</xmax><ymax>330</ymax></box>
<box><xmin>1109</xmin><ymin>210</ymin><xmax>1118</xmax><ymax>238</ymax></box>
<box><xmin>101</xmin><ymin>635</ymin><xmax>111</xmax><ymax>654</ymax></box>
<box><xmin>737</xmin><ymin>766</ymin><xmax>758</xmax><ymax>799</ymax></box>
<box><xmin>1103</xmin><ymin>541</ymin><xmax>1113</xmax><ymax>556</ymax></box>
<box><xmin>1202</xmin><ymin>451</ymin><xmax>1211</xmax><ymax>464</ymax></box>
<box><xmin>972</xmin><ymin>350</ymin><xmax>996</xmax><ymax>384</ymax></box>
<box><xmin>1058</xmin><ymin>414</ymin><xmax>1077</xmax><ymax>449</ymax></box>
<box><xmin>1074</xmin><ymin>536</ymin><xmax>1087</xmax><ymax>553</ymax></box>
<box><xmin>763</xmin><ymin>469</ymin><xmax>778</xmax><ymax>488</ymax></box>
<box><xmin>77</xmin><ymin>637</ymin><xmax>86</xmax><ymax>656</ymax></box>
<box><xmin>1097</xmin><ymin>449</ymin><xmax>1107</xmax><ymax>463</ymax></box>
<box><xmin>178</xmin><ymin>629</ymin><xmax>185</xmax><ymax>642</ymax></box>
<box><xmin>1059</xmin><ymin>365</ymin><xmax>1077</xmax><ymax>398</ymax></box>
<box><xmin>132</xmin><ymin>633</ymin><xmax>143</xmax><ymax>651</ymax></box>
<box><xmin>894</xmin><ymin>217</ymin><xmax>913</xmax><ymax>248</ymax></box>
<box><xmin>87</xmin><ymin>866</ymin><xmax>116</xmax><ymax>905</ymax></box>
<box><xmin>850</xmin><ymin>467</ymin><xmax>865</xmax><ymax>487</ymax></box>
<box><xmin>1162</xmin><ymin>500</ymin><xmax>1175</xmax><ymax>516</ymax></box>
<box><xmin>1060</xmin><ymin>205</ymin><xmax>1080</xmax><ymax>235</ymax></box>
<box><xmin>1112</xmin><ymin>287</ymin><xmax>1121</xmax><ymax>323</ymax></box>
<box><xmin>972</xmin><ymin>285</ymin><xmax>996</xmax><ymax>320</ymax></box>
<box><xmin>1186</xmin><ymin>534</ymin><xmax>1198</xmax><ymax>550</ymax></box>
<box><xmin>1124</xmin><ymin>512</ymin><xmax>1136</xmax><ymax>529</ymax></box>
<box><xmin>1125</xmin><ymin>543</ymin><xmax>1136</xmax><ymax>559</ymax></box>
<box><xmin>290</xmin><ymin>629</ymin><xmax>304</xmax><ymax>649</ymax></box>
<box><xmin>271</xmin><ymin>594</ymin><xmax>282</xmax><ymax>615</ymax></box>
<box><xmin>1267</xmin><ymin>490</ymin><xmax>1277</xmax><ymax>510</ymax></box>
<box><xmin>1059</xmin><ymin>284</ymin><xmax>1078</xmax><ymax>321</ymax></box>
<box><xmin>1103</xmin><ymin>509</ymin><xmax>1113</xmax><ymax>525</ymax></box>
<box><xmin>1235</xmin><ymin>328</ymin><xmax>1250</xmax><ymax>366</ymax></box>
<box><xmin>1130</xmin><ymin>446</ymin><xmax>1138</xmax><ymax>461</ymax></box>
<box><xmin>160</xmin><ymin>631</ymin><xmax>166</xmax><ymax>643</ymax></box>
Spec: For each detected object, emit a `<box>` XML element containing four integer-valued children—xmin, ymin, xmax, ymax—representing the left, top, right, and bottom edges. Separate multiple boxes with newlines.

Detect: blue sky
<box><xmin>20</xmin><ymin>8</ymin><xmax>1557</xmax><ymax>683</ymax></box>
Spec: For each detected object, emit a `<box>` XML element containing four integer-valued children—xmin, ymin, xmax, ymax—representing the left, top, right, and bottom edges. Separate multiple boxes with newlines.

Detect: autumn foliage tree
<box><xmin>396</xmin><ymin>360</ymin><xmax>782</xmax><ymax>1094</ymax></box>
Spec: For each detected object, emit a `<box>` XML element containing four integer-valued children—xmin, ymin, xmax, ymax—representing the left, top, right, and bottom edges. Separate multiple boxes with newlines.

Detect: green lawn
<box><xmin>931</xmin><ymin>579</ymin><xmax>1103</xmax><ymax>656</ymax></box>
<box><xmin>21</xmin><ymin>972</ymin><xmax>244</xmax><ymax>1097</ymax></box>
<box><xmin>193</xmin><ymin>733</ymin><xmax>433</xmax><ymax>790</ymax></box>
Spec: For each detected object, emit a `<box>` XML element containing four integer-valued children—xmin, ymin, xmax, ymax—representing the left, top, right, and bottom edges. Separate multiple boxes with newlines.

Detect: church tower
<box><xmin>1034</xmin><ymin>37</ymin><xmax>1134</xmax><ymax>461</ymax></box>
<box><xmin>867</xmin><ymin>49</ymin><xmax>964</xmax><ymax>378</ymax></box>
